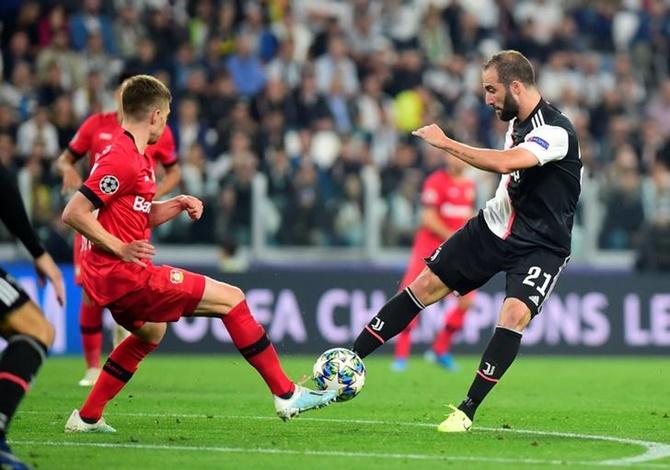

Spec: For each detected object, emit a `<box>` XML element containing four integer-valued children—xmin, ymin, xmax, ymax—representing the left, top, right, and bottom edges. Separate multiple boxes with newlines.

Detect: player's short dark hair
<box><xmin>120</xmin><ymin>75</ymin><xmax>171</xmax><ymax>121</ymax></box>
<box><xmin>483</xmin><ymin>50</ymin><xmax>535</xmax><ymax>87</ymax></box>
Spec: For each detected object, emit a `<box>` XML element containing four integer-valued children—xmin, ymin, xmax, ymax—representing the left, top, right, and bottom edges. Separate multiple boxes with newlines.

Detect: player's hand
<box><xmin>412</xmin><ymin>123</ymin><xmax>449</xmax><ymax>149</ymax></box>
<box><xmin>34</xmin><ymin>252</ymin><xmax>65</xmax><ymax>306</ymax></box>
<box><xmin>179</xmin><ymin>195</ymin><xmax>203</xmax><ymax>221</ymax></box>
<box><xmin>118</xmin><ymin>240</ymin><xmax>156</xmax><ymax>268</ymax></box>
<box><xmin>61</xmin><ymin>166</ymin><xmax>83</xmax><ymax>195</ymax></box>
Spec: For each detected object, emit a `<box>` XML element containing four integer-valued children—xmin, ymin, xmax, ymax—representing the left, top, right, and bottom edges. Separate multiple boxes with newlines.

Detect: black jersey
<box><xmin>481</xmin><ymin>99</ymin><xmax>582</xmax><ymax>256</ymax></box>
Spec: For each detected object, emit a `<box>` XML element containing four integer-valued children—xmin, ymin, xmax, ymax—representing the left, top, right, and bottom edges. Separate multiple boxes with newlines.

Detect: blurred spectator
<box><xmin>2</xmin><ymin>31</ymin><xmax>33</xmax><ymax>81</ymax></box>
<box><xmin>315</xmin><ymin>35</ymin><xmax>359</xmax><ymax>98</ymax></box>
<box><xmin>36</xmin><ymin>30</ymin><xmax>85</xmax><ymax>91</ymax></box>
<box><xmin>598</xmin><ymin>145</ymin><xmax>645</xmax><ymax>250</ymax></box>
<box><xmin>333</xmin><ymin>174</ymin><xmax>365</xmax><ymax>246</ymax></box>
<box><xmin>69</xmin><ymin>0</ymin><xmax>117</xmax><ymax>54</ymax></box>
<box><xmin>238</xmin><ymin>1</ymin><xmax>278</xmax><ymax>62</ymax></box>
<box><xmin>16</xmin><ymin>105</ymin><xmax>59</xmax><ymax>158</ymax></box>
<box><xmin>292</xmin><ymin>70</ymin><xmax>332</xmax><ymax>130</ymax></box>
<box><xmin>646</xmin><ymin>79</ymin><xmax>670</xmax><ymax>139</ymax></box>
<box><xmin>121</xmin><ymin>36</ymin><xmax>158</xmax><ymax>76</ymax></box>
<box><xmin>384</xmin><ymin>169</ymin><xmax>422</xmax><ymax>246</ymax></box>
<box><xmin>226</xmin><ymin>34</ymin><xmax>266</xmax><ymax>97</ymax></box>
<box><xmin>0</xmin><ymin>105</ymin><xmax>18</xmax><ymax>139</ymax></box>
<box><xmin>37</xmin><ymin>61</ymin><xmax>66</xmax><ymax>107</ymax></box>
<box><xmin>72</xmin><ymin>70</ymin><xmax>114</xmax><ymax>120</ymax></box>
<box><xmin>266</xmin><ymin>39</ymin><xmax>301</xmax><ymax>90</ymax></box>
<box><xmin>113</xmin><ymin>3</ymin><xmax>146</xmax><ymax>59</ymax></box>
<box><xmin>51</xmin><ymin>95</ymin><xmax>78</xmax><ymax>151</ymax></box>
<box><xmin>215</xmin><ymin>151</ymin><xmax>257</xmax><ymax>246</ymax></box>
<box><xmin>277</xmin><ymin>160</ymin><xmax>324</xmax><ymax>246</ymax></box>
<box><xmin>174</xmin><ymin>96</ymin><xmax>211</xmax><ymax>159</ymax></box>
<box><xmin>38</xmin><ymin>5</ymin><xmax>69</xmax><ymax>48</ymax></box>
<box><xmin>0</xmin><ymin>134</ymin><xmax>19</xmax><ymax>172</ymax></box>
<box><xmin>637</xmin><ymin>157</ymin><xmax>670</xmax><ymax>271</ymax></box>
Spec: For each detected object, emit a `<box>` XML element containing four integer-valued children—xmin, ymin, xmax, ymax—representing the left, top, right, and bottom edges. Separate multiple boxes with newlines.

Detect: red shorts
<box><xmin>106</xmin><ymin>265</ymin><xmax>206</xmax><ymax>332</ymax></box>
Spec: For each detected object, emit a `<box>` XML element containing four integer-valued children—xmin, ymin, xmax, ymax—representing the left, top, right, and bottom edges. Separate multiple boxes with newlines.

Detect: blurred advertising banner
<box><xmin>3</xmin><ymin>263</ymin><xmax>670</xmax><ymax>355</ymax></box>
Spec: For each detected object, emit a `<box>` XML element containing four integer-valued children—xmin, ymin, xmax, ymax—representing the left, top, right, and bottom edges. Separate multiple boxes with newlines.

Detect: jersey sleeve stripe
<box><xmin>67</xmin><ymin>145</ymin><xmax>86</xmax><ymax>161</ymax></box>
<box><xmin>79</xmin><ymin>185</ymin><xmax>104</xmax><ymax>209</ymax></box>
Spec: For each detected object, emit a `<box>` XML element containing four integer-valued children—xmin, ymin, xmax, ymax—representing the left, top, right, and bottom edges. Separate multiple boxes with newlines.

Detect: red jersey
<box><xmin>68</xmin><ymin>111</ymin><xmax>178</xmax><ymax>168</ymax></box>
<box><xmin>413</xmin><ymin>170</ymin><xmax>476</xmax><ymax>250</ymax></box>
<box><xmin>79</xmin><ymin>130</ymin><xmax>157</xmax><ymax>306</ymax></box>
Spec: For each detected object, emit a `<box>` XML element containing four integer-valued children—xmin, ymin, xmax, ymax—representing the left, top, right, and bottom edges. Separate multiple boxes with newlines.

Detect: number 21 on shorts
<box><xmin>522</xmin><ymin>266</ymin><xmax>552</xmax><ymax>296</ymax></box>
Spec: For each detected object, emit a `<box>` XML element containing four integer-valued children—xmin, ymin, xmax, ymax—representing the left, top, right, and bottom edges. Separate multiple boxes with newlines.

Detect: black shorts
<box><xmin>0</xmin><ymin>267</ymin><xmax>31</xmax><ymax>320</ymax></box>
<box><xmin>425</xmin><ymin>213</ymin><xmax>569</xmax><ymax>317</ymax></box>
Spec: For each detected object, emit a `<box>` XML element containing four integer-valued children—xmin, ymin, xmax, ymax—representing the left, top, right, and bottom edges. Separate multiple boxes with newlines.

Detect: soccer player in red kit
<box><xmin>391</xmin><ymin>156</ymin><xmax>477</xmax><ymax>372</ymax></box>
<box><xmin>62</xmin><ymin>75</ymin><xmax>335</xmax><ymax>432</ymax></box>
<box><xmin>56</xmin><ymin>81</ymin><xmax>182</xmax><ymax>387</ymax></box>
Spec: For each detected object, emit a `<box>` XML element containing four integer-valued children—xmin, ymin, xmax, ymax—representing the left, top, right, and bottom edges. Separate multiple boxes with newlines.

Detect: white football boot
<box><xmin>274</xmin><ymin>385</ymin><xmax>337</xmax><ymax>421</ymax></box>
<box><xmin>78</xmin><ymin>367</ymin><xmax>101</xmax><ymax>387</ymax></box>
<box><xmin>64</xmin><ymin>409</ymin><xmax>116</xmax><ymax>433</ymax></box>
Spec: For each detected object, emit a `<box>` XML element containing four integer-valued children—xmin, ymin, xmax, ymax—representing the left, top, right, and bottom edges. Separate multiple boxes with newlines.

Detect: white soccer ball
<box><xmin>313</xmin><ymin>347</ymin><xmax>366</xmax><ymax>401</ymax></box>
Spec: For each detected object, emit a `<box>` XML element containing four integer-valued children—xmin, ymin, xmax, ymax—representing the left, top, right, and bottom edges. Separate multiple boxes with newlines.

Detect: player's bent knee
<box><xmin>2</xmin><ymin>301</ymin><xmax>55</xmax><ymax>347</ymax></box>
<box><xmin>409</xmin><ymin>268</ymin><xmax>451</xmax><ymax>307</ymax></box>
<box><xmin>133</xmin><ymin>322</ymin><xmax>167</xmax><ymax>344</ymax></box>
<box><xmin>498</xmin><ymin>298</ymin><xmax>531</xmax><ymax>331</ymax></box>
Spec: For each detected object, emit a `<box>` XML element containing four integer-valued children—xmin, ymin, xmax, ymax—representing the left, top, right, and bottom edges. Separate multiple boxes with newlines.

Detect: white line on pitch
<box><xmin>9</xmin><ymin>439</ymin><xmax>669</xmax><ymax>469</ymax></box>
<box><xmin>19</xmin><ymin>411</ymin><xmax>670</xmax><ymax>467</ymax></box>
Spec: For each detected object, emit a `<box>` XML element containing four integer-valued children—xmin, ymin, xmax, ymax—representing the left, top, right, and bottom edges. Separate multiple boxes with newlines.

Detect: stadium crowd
<box><xmin>1</xmin><ymin>0</ymin><xmax>670</xmax><ymax>268</ymax></box>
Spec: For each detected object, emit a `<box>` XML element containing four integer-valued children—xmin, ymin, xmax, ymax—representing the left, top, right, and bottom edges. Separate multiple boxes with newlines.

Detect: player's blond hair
<box><xmin>120</xmin><ymin>75</ymin><xmax>171</xmax><ymax>121</ymax></box>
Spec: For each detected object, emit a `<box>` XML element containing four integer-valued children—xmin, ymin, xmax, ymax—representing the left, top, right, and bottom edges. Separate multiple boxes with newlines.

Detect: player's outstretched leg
<box><xmin>0</xmin><ymin>301</ymin><xmax>54</xmax><ymax>469</ymax></box>
<box><xmin>65</xmin><ymin>322</ymin><xmax>164</xmax><ymax>433</ymax></box>
<box><xmin>78</xmin><ymin>291</ymin><xmax>103</xmax><ymax>387</ymax></box>
<box><xmin>197</xmin><ymin>278</ymin><xmax>336</xmax><ymax>420</ymax></box>
<box><xmin>438</xmin><ymin>298</ymin><xmax>527</xmax><ymax>433</ymax></box>
<box><xmin>353</xmin><ymin>268</ymin><xmax>451</xmax><ymax>359</ymax></box>
<box><xmin>391</xmin><ymin>317</ymin><xmax>419</xmax><ymax>372</ymax></box>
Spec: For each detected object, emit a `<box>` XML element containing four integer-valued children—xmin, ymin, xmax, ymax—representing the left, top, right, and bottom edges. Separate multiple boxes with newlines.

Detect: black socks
<box><xmin>353</xmin><ymin>287</ymin><xmax>425</xmax><ymax>358</ymax></box>
<box><xmin>0</xmin><ymin>335</ymin><xmax>48</xmax><ymax>438</ymax></box>
<box><xmin>458</xmin><ymin>327</ymin><xmax>522</xmax><ymax>421</ymax></box>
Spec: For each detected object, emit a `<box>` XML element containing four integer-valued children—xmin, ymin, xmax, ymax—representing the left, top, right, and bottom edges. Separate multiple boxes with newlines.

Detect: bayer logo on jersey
<box><xmin>99</xmin><ymin>175</ymin><xmax>119</xmax><ymax>195</ymax></box>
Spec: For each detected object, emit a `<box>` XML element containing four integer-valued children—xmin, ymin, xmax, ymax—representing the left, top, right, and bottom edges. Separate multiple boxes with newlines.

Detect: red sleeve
<box><xmin>148</xmin><ymin>125</ymin><xmax>178</xmax><ymax>167</ymax></box>
<box><xmin>68</xmin><ymin>115</ymin><xmax>97</xmax><ymax>160</ymax></box>
<box><xmin>420</xmin><ymin>172</ymin><xmax>443</xmax><ymax>208</ymax></box>
<box><xmin>79</xmin><ymin>147</ymin><xmax>136</xmax><ymax>208</ymax></box>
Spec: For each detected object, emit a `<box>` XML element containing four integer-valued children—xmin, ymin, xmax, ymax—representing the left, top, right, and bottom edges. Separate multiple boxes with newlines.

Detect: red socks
<box><xmin>80</xmin><ymin>302</ymin><xmax>103</xmax><ymax>369</ymax></box>
<box><xmin>223</xmin><ymin>301</ymin><xmax>294</xmax><ymax>397</ymax></box>
<box><xmin>80</xmin><ymin>335</ymin><xmax>157</xmax><ymax>422</ymax></box>
<box><xmin>433</xmin><ymin>306</ymin><xmax>467</xmax><ymax>355</ymax></box>
<box><xmin>393</xmin><ymin>317</ymin><xmax>419</xmax><ymax>360</ymax></box>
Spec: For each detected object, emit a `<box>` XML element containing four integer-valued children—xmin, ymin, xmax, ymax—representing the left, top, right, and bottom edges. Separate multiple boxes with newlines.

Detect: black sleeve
<box><xmin>0</xmin><ymin>164</ymin><xmax>45</xmax><ymax>259</ymax></box>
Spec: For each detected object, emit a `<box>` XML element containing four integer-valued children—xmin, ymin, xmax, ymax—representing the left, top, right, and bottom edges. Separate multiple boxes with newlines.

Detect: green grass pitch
<box><xmin>9</xmin><ymin>354</ymin><xmax>670</xmax><ymax>469</ymax></box>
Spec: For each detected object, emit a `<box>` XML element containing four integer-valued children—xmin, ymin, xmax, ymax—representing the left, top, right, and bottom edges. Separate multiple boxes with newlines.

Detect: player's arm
<box><xmin>149</xmin><ymin>195</ymin><xmax>203</xmax><ymax>227</ymax></box>
<box><xmin>55</xmin><ymin>148</ymin><xmax>84</xmax><ymax>194</ymax></box>
<box><xmin>57</xmin><ymin>116</ymin><xmax>96</xmax><ymax>193</ymax></box>
<box><xmin>421</xmin><ymin>206</ymin><xmax>453</xmax><ymax>240</ymax></box>
<box><xmin>0</xmin><ymin>164</ymin><xmax>65</xmax><ymax>305</ymax></box>
<box><xmin>62</xmin><ymin>192</ymin><xmax>156</xmax><ymax>268</ymax></box>
<box><xmin>155</xmin><ymin>162</ymin><xmax>182</xmax><ymax>199</ymax></box>
<box><xmin>412</xmin><ymin>124</ymin><xmax>540</xmax><ymax>174</ymax></box>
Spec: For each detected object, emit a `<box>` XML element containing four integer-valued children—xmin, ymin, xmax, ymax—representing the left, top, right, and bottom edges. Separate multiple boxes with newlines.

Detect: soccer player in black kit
<box><xmin>352</xmin><ymin>50</ymin><xmax>582</xmax><ymax>432</ymax></box>
<box><xmin>0</xmin><ymin>163</ymin><xmax>64</xmax><ymax>468</ymax></box>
